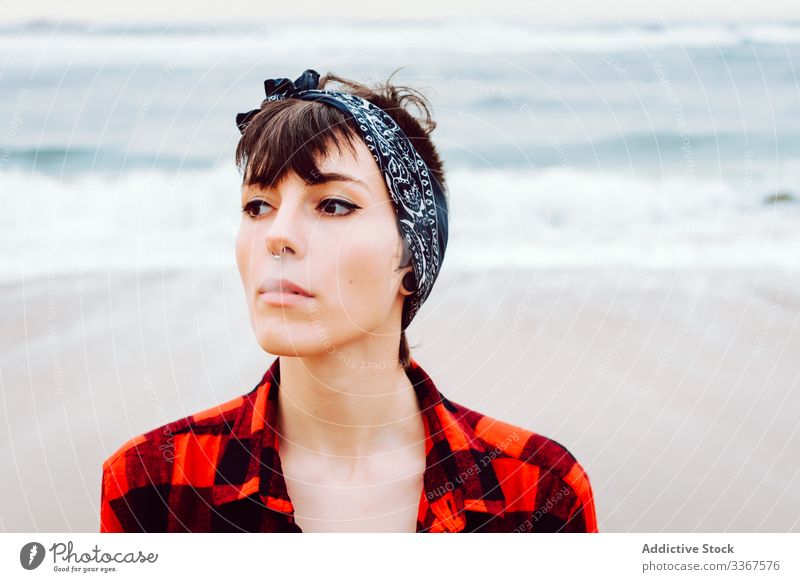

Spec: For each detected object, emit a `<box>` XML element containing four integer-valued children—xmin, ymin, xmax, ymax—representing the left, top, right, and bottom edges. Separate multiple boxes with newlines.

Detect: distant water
<box><xmin>2</xmin><ymin>18</ymin><xmax>799</xmax><ymax>279</ymax></box>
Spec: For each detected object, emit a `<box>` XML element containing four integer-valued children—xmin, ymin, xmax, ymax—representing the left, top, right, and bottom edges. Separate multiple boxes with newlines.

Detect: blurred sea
<box><xmin>2</xmin><ymin>17</ymin><xmax>799</xmax><ymax>279</ymax></box>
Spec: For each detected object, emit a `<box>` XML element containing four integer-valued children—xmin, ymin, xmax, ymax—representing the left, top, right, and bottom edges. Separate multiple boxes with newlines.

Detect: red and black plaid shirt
<box><xmin>101</xmin><ymin>357</ymin><xmax>598</xmax><ymax>532</ymax></box>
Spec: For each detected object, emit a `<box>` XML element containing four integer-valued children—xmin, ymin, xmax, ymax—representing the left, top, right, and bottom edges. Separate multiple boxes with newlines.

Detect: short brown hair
<box><xmin>235</xmin><ymin>68</ymin><xmax>447</xmax><ymax>370</ymax></box>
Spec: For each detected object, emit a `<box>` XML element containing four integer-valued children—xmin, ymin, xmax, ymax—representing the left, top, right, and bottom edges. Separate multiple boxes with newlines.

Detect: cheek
<box><xmin>235</xmin><ymin>223</ymin><xmax>255</xmax><ymax>287</ymax></box>
<box><xmin>335</xmin><ymin>220</ymin><xmax>401</xmax><ymax>310</ymax></box>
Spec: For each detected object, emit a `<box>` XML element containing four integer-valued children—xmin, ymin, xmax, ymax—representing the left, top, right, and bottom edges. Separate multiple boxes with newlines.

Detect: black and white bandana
<box><xmin>235</xmin><ymin>69</ymin><xmax>449</xmax><ymax>329</ymax></box>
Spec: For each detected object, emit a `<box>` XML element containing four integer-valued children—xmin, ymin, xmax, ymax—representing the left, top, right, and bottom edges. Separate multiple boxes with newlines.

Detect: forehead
<box><xmin>316</xmin><ymin>138</ymin><xmax>378</xmax><ymax>178</ymax></box>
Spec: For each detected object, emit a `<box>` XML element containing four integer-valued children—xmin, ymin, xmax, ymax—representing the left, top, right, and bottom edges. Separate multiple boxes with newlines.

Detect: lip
<box><xmin>257</xmin><ymin>277</ymin><xmax>314</xmax><ymax>307</ymax></box>
<box><xmin>258</xmin><ymin>291</ymin><xmax>313</xmax><ymax>307</ymax></box>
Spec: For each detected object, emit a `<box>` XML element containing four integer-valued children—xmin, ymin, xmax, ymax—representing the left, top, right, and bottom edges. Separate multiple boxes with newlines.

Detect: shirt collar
<box><xmin>211</xmin><ymin>357</ymin><xmax>506</xmax><ymax>532</ymax></box>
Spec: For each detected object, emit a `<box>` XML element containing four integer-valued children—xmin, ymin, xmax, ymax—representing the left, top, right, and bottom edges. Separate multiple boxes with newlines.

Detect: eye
<box><xmin>241</xmin><ymin>200</ymin><xmax>273</xmax><ymax>219</ymax></box>
<box><xmin>318</xmin><ymin>198</ymin><xmax>359</xmax><ymax>217</ymax></box>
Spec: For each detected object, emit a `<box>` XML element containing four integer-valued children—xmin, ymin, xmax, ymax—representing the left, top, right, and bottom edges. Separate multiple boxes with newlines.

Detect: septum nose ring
<box><xmin>270</xmin><ymin>246</ymin><xmax>286</xmax><ymax>260</ymax></box>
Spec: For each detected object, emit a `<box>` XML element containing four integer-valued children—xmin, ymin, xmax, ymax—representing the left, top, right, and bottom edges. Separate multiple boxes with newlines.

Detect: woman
<box><xmin>100</xmin><ymin>68</ymin><xmax>598</xmax><ymax>533</ymax></box>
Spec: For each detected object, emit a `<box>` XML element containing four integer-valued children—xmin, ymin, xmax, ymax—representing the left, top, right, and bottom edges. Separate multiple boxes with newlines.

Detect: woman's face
<box><xmin>236</xmin><ymin>138</ymin><xmax>412</xmax><ymax>358</ymax></box>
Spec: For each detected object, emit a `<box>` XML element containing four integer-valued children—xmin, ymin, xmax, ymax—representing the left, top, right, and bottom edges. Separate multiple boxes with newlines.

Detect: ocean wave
<box><xmin>1</xmin><ymin>162</ymin><xmax>797</xmax><ymax>281</ymax></box>
<box><xmin>3</xmin><ymin>21</ymin><xmax>800</xmax><ymax>68</ymax></box>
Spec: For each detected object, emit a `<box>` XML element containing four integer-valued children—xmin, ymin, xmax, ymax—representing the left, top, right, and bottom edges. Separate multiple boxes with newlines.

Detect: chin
<box><xmin>257</xmin><ymin>341</ymin><xmax>337</xmax><ymax>358</ymax></box>
<box><xmin>253</xmin><ymin>324</ymin><xmax>335</xmax><ymax>357</ymax></box>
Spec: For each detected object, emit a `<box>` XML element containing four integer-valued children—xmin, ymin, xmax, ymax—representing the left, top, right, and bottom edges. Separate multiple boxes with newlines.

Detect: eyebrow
<box><xmin>241</xmin><ymin>171</ymin><xmax>370</xmax><ymax>203</ymax></box>
<box><xmin>307</xmin><ymin>171</ymin><xmax>370</xmax><ymax>192</ymax></box>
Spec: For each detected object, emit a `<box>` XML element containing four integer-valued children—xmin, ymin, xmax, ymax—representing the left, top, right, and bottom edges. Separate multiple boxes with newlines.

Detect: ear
<box><xmin>399</xmin><ymin>267</ymin><xmax>416</xmax><ymax>296</ymax></box>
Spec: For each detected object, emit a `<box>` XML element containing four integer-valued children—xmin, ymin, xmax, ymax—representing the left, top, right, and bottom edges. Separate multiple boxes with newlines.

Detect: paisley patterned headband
<box><xmin>235</xmin><ymin>69</ymin><xmax>449</xmax><ymax>329</ymax></box>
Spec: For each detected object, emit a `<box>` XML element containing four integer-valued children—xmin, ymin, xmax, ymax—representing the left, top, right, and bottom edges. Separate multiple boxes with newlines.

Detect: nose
<box><xmin>264</xmin><ymin>193</ymin><xmax>304</xmax><ymax>258</ymax></box>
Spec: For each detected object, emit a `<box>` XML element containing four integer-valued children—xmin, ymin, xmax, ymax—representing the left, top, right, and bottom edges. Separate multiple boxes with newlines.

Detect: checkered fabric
<box><xmin>101</xmin><ymin>357</ymin><xmax>598</xmax><ymax>533</ymax></box>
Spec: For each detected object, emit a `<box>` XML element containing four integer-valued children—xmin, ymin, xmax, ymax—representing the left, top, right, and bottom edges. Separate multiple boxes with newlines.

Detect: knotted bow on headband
<box><xmin>235</xmin><ymin>69</ymin><xmax>449</xmax><ymax>330</ymax></box>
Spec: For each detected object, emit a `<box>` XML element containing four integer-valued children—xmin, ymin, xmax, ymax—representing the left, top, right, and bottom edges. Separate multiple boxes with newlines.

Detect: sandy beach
<box><xmin>1</xmin><ymin>264</ymin><xmax>797</xmax><ymax>532</ymax></box>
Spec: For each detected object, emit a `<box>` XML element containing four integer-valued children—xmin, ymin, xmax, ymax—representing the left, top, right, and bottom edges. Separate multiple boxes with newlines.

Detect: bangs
<box><xmin>235</xmin><ymin>99</ymin><xmax>363</xmax><ymax>190</ymax></box>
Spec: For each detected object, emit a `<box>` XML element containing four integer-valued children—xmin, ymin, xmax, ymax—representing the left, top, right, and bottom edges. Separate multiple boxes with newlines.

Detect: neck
<box><xmin>275</xmin><ymin>344</ymin><xmax>422</xmax><ymax>460</ymax></box>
